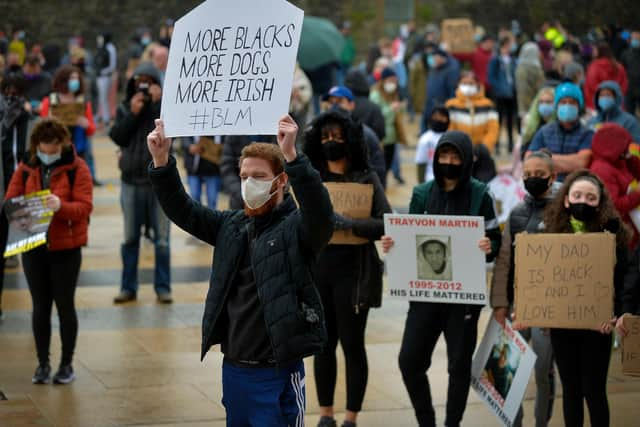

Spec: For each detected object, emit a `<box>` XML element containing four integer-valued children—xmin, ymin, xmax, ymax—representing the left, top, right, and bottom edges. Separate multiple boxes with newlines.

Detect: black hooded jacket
<box><xmin>345</xmin><ymin>69</ymin><xmax>386</xmax><ymax>141</ymax></box>
<box><xmin>109</xmin><ymin>62</ymin><xmax>162</xmax><ymax>186</ymax></box>
<box><xmin>409</xmin><ymin>131</ymin><xmax>501</xmax><ymax>262</ymax></box>
<box><xmin>303</xmin><ymin>110</ymin><xmax>392</xmax><ymax>310</ymax></box>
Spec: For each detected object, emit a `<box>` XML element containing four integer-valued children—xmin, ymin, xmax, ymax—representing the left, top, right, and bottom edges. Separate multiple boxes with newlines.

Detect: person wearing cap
<box><xmin>421</xmin><ymin>44</ymin><xmax>460</xmax><ymax>133</ymax></box>
<box><xmin>527</xmin><ymin>82</ymin><xmax>594</xmax><ymax>182</ymax></box>
<box><xmin>324</xmin><ymin>86</ymin><xmax>386</xmax><ymax>186</ymax></box>
<box><xmin>381</xmin><ymin>130</ymin><xmax>501</xmax><ymax>427</ymax></box>
<box><xmin>370</xmin><ymin>68</ymin><xmax>405</xmax><ymax>179</ymax></box>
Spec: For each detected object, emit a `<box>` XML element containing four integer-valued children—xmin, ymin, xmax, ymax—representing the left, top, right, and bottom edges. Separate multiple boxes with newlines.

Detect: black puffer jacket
<box><xmin>304</xmin><ymin>109</ymin><xmax>392</xmax><ymax>310</ymax></box>
<box><xmin>149</xmin><ymin>153</ymin><xmax>334</xmax><ymax>363</ymax></box>
<box><xmin>109</xmin><ymin>62</ymin><xmax>162</xmax><ymax>186</ymax></box>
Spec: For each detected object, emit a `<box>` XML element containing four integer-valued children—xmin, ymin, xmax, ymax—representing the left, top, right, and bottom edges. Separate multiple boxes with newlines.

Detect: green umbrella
<box><xmin>297</xmin><ymin>16</ymin><xmax>345</xmax><ymax>70</ymax></box>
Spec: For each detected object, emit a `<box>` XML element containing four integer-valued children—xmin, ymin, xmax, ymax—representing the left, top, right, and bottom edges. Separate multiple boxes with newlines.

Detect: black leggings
<box><xmin>22</xmin><ymin>246</ymin><xmax>82</xmax><ymax>366</ymax></box>
<box><xmin>495</xmin><ymin>96</ymin><xmax>517</xmax><ymax>152</ymax></box>
<box><xmin>313</xmin><ymin>274</ymin><xmax>369</xmax><ymax>412</ymax></box>
<box><xmin>383</xmin><ymin>143</ymin><xmax>396</xmax><ymax>173</ymax></box>
<box><xmin>398</xmin><ymin>302</ymin><xmax>481</xmax><ymax>427</ymax></box>
<box><xmin>550</xmin><ymin>328</ymin><xmax>612</xmax><ymax>427</ymax></box>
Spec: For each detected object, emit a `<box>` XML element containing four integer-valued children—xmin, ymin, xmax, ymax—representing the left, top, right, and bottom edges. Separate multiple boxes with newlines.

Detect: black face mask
<box><xmin>322</xmin><ymin>140</ymin><xmax>347</xmax><ymax>161</ymax></box>
<box><xmin>436</xmin><ymin>162</ymin><xmax>463</xmax><ymax>180</ymax></box>
<box><xmin>524</xmin><ymin>176</ymin><xmax>551</xmax><ymax>198</ymax></box>
<box><xmin>568</xmin><ymin>202</ymin><xmax>598</xmax><ymax>222</ymax></box>
<box><xmin>430</xmin><ymin>120</ymin><xmax>449</xmax><ymax>133</ymax></box>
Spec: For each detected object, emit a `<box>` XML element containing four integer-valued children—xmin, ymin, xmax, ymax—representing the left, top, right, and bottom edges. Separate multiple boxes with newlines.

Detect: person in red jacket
<box><xmin>590</xmin><ymin>123</ymin><xmax>640</xmax><ymax>247</ymax></box>
<box><xmin>585</xmin><ymin>42</ymin><xmax>628</xmax><ymax>111</ymax></box>
<box><xmin>452</xmin><ymin>35</ymin><xmax>495</xmax><ymax>95</ymax></box>
<box><xmin>5</xmin><ymin>119</ymin><xmax>93</xmax><ymax>385</ymax></box>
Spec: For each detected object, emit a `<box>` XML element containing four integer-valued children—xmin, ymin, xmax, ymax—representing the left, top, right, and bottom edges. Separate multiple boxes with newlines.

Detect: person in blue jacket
<box><xmin>421</xmin><ymin>44</ymin><xmax>460</xmax><ymax>133</ymax></box>
<box><xmin>588</xmin><ymin>80</ymin><xmax>640</xmax><ymax>142</ymax></box>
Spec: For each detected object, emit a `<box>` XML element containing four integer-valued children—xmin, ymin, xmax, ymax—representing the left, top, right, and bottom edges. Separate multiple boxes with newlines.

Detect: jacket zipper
<box><xmin>246</xmin><ymin>221</ymin><xmax>279</xmax><ymax>366</ymax></box>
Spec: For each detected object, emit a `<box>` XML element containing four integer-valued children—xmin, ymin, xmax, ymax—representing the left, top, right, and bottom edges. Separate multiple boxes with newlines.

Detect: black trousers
<box><xmin>383</xmin><ymin>143</ymin><xmax>396</xmax><ymax>173</ymax></box>
<box><xmin>0</xmin><ymin>208</ymin><xmax>8</xmax><ymax>308</ymax></box>
<box><xmin>313</xmin><ymin>273</ymin><xmax>370</xmax><ymax>412</ymax></box>
<box><xmin>22</xmin><ymin>246</ymin><xmax>82</xmax><ymax>366</ymax></box>
<box><xmin>398</xmin><ymin>302</ymin><xmax>481</xmax><ymax>427</ymax></box>
<box><xmin>495</xmin><ymin>96</ymin><xmax>517</xmax><ymax>153</ymax></box>
<box><xmin>550</xmin><ymin>328</ymin><xmax>611</xmax><ymax>427</ymax></box>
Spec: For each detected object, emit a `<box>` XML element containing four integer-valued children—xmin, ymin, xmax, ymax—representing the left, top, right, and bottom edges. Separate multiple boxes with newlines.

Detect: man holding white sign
<box><xmin>382</xmin><ymin>131</ymin><xmax>501</xmax><ymax>427</ymax></box>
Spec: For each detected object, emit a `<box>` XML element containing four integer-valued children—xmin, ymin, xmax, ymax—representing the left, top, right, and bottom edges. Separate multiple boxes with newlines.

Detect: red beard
<box><xmin>244</xmin><ymin>193</ymin><xmax>278</xmax><ymax>217</ymax></box>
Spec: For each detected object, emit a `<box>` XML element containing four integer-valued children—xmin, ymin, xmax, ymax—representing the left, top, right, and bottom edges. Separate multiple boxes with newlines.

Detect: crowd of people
<box><xmin>2</xmin><ymin>16</ymin><xmax>640</xmax><ymax>427</ymax></box>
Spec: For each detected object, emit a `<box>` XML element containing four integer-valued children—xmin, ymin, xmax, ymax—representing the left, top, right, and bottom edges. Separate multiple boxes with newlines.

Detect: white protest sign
<box><xmin>384</xmin><ymin>214</ymin><xmax>487</xmax><ymax>305</ymax></box>
<box><xmin>161</xmin><ymin>0</ymin><xmax>304</xmax><ymax>137</ymax></box>
<box><xmin>471</xmin><ymin>318</ymin><xmax>537</xmax><ymax>427</ymax></box>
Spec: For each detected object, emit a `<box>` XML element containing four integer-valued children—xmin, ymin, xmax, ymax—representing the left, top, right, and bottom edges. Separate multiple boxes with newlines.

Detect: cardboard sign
<box><xmin>4</xmin><ymin>190</ymin><xmax>54</xmax><ymax>257</ymax></box>
<box><xmin>471</xmin><ymin>318</ymin><xmax>537</xmax><ymax>427</ymax></box>
<box><xmin>384</xmin><ymin>214</ymin><xmax>487</xmax><ymax>305</ymax></box>
<box><xmin>198</xmin><ymin>137</ymin><xmax>223</xmax><ymax>164</ymax></box>
<box><xmin>441</xmin><ymin>18</ymin><xmax>475</xmax><ymax>53</ymax></box>
<box><xmin>325</xmin><ymin>182</ymin><xmax>373</xmax><ymax>245</ymax></box>
<box><xmin>50</xmin><ymin>103</ymin><xmax>85</xmax><ymax>127</ymax></box>
<box><xmin>514</xmin><ymin>233</ymin><xmax>615</xmax><ymax>329</ymax></box>
<box><xmin>161</xmin><ymin>0</ymin><xmax>304</xmax><ymax>137</ymax></box>
<box><xmin>622</xmin><ymin>315</ymin><xmax>640</xmax><ymax>376</ymax></box>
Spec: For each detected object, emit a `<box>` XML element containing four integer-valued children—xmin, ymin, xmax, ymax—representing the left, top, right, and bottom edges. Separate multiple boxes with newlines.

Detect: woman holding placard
<box><xmin>491</xmin><ymin>149</ymin><xmax>557</xmax><ymax>427</ymax></box>
<box><xmin>303</xmin><ymin>109</ymin><xmax>391</xmax><ymax>427</ymax></box>
<box><xmin>543</xmin><ymin>170</ymin><xmax>636</xmax><ymax>427</ymax></box>
<box><xmin>40</xmin><ymin>65</ymin><xmax>97</xmax><ymax>178</ymax></box>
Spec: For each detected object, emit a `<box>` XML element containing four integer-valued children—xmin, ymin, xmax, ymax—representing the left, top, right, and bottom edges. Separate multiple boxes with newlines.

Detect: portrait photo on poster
<box><xmin>482</xmin><ymin>331</ymin><xmax>522</xmax><ymax>400</ymax></box>
<box><xmin>416</xmin><ymin>235</ymin><xmax>452</xmax><ymax>281</ymax></box>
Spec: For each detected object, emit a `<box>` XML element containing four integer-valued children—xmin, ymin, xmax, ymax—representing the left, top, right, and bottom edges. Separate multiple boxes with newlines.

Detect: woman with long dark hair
<box><xmin>542</xmin><ymin>170</ymin><xmax>636</xmax><ymax>427</ymax></box>
<box><xmin>303</xmin><ymin>109</ymin><xmax>391</xmax><ymax>427</ymax></box>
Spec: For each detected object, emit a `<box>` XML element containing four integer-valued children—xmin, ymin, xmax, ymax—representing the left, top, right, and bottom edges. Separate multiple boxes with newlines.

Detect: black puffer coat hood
<box><xmin>303</xmin><ymin>108</ymin><xmax>368</xmax><ymax>176</ymax></box>
<box><xmin>433</xmin><ymin>130</ymin><xmax>474</xmax><ymax>190</ymax></box>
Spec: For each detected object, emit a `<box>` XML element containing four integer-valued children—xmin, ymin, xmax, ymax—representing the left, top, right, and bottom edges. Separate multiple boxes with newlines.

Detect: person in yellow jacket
<box><xmin>445</xmin><ymin>71</ymin><xmax>499</xmax><ymax>152</ymax></box>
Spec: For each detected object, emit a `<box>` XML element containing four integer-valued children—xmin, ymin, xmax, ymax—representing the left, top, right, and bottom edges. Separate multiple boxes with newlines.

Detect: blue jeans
<box><xmin>187</xmin><ymin>175</ymin><xmax>221</xmax><ymax>210</ymax></box>
<box><xmin>222</xmin><ymin>360</ymin><xmax>305</xmax><ymax>427</ymax></box>
<box><xmin>120</xmin><ymin>182</ymin><xmax>171</xmax><ymax>294</ymax></box>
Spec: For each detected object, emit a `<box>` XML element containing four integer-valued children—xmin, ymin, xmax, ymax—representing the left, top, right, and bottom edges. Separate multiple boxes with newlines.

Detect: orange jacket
<box><xmin>445</xmin><ymin>87</ymin><xmax>499</xmax><ymax>151</ymax></box>
<box><xmin>5</xmin><ymin>146</ymin><xmax>93</xmax><ymax>251</ymax></box>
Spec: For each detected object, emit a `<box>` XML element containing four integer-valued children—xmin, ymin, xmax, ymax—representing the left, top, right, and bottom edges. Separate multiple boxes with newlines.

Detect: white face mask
<box><xmin>383</xmin><ymin>82</ymin><xmax>397</xmax><ymax>94</ymax></box>
<box><xmin>241</xmin><ymin>173</ymin><xmax>282</xmax><ymax>210</ymax></box>
<box><xmin>459</xmin><ymin>84</ymin><xmax>478</xmax><ymax>97</ymax></box>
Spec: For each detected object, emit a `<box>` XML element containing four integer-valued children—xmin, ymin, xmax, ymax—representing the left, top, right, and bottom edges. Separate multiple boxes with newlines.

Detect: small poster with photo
<box><xmin>471</xmin><ymin>318</ymin><xmax>537</xmax><ymax>427</ymax></box>
<box><xmin>4</xmin><ymin>190</ymin><xmax>54</xmax><ymax>257</ymax></box>
<box><xmin>384</xmin><ymin>214</ymin><xmax>487</xmax><ymax>305</ymax></box>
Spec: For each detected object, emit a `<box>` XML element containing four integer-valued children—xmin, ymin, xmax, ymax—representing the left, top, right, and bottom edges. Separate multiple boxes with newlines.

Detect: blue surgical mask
<box><xmin>557</xmin><ymin>104</ymin><xmax>579</xmax><ymax>123</ymax></box>
<box><xmin>537</xmin><ymin>102</ymin><xmax>554</xmax><ymax>118</ymax></box>
<box><xmin>598</xmin><ymin>96</ymin><xmax>616</xmax><ymax>111</ymax></box>
<box><xmin>427</xmin><ymin>54</ymin><xmax>437</xmax><ymax>69</ymax></box>
<box><xmin>632</xmin><ymin>39</ymin><xmax>640</xmax><ymax>49</ymax></box>
<box><xmin>37</xmin><ymin>149</ymin><xmax>61</xmax><ymax>165</ymax></box>
<box><xmin>68</xmin><ymin>79</ymin><xmax>81</xmax><ymax>93</ymax></box>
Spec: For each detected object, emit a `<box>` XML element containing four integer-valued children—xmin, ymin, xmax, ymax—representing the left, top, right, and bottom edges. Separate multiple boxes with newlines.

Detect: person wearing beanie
<box><xmin>527</xmin><ymin>82</ymin><xmax>594</xmax><ymax>181</ymax></box>
<box><xmin>344</xmin><ymin>69</ymin><xmax>386</xmax><ymax>141</ymax></box>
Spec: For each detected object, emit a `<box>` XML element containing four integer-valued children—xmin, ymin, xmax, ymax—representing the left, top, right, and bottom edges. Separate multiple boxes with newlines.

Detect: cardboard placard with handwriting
<box><xmin>514</xmin><ymin>233</ymin><xmax>615</xmax><ymax>329</ymax></box>
<box><xmin>622</xmin><ymin>315</ymin><xmax>640</xmax><ymax>376</ymax></box>
<box><xmin>50</xmin><ymin>103</ymin><xmax>85</xmax><ymax>127</ymax></box>
<box><xmin>198</xmin><ymin>137</ymin><xmax>223</xmax><ymax>164</ymax></box>
<box><xmin>441</xmin><ymin>18</ymin><xmax>475</xmax><ymax>53</ymax></box>
<box><xmin>325</xmin><ymin>183</ymin><xmax>373</xmax><ymax>245</ymax></box>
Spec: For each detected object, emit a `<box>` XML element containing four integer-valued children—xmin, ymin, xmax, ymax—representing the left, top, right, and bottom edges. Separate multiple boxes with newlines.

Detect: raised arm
<box><xmin>147</xmin><ymin>120</ymin><xmax>226</xmax><ymax>245</ymax></box>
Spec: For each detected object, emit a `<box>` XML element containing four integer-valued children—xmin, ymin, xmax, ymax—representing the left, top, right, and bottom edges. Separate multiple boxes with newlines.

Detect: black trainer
<box><xmin>317</xmin><ymin>416</ymin><xmax>337</xmax><ymax>427</ymax></box>
<box><xmin>53</xmin><ymin>365</ymin><xmax>75</xmax><ymax>385</ymax></box>
<box><xmin>32</xmin><ymin>363</ymin><xmax>51</xmax><ymax>384</ymax></box>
